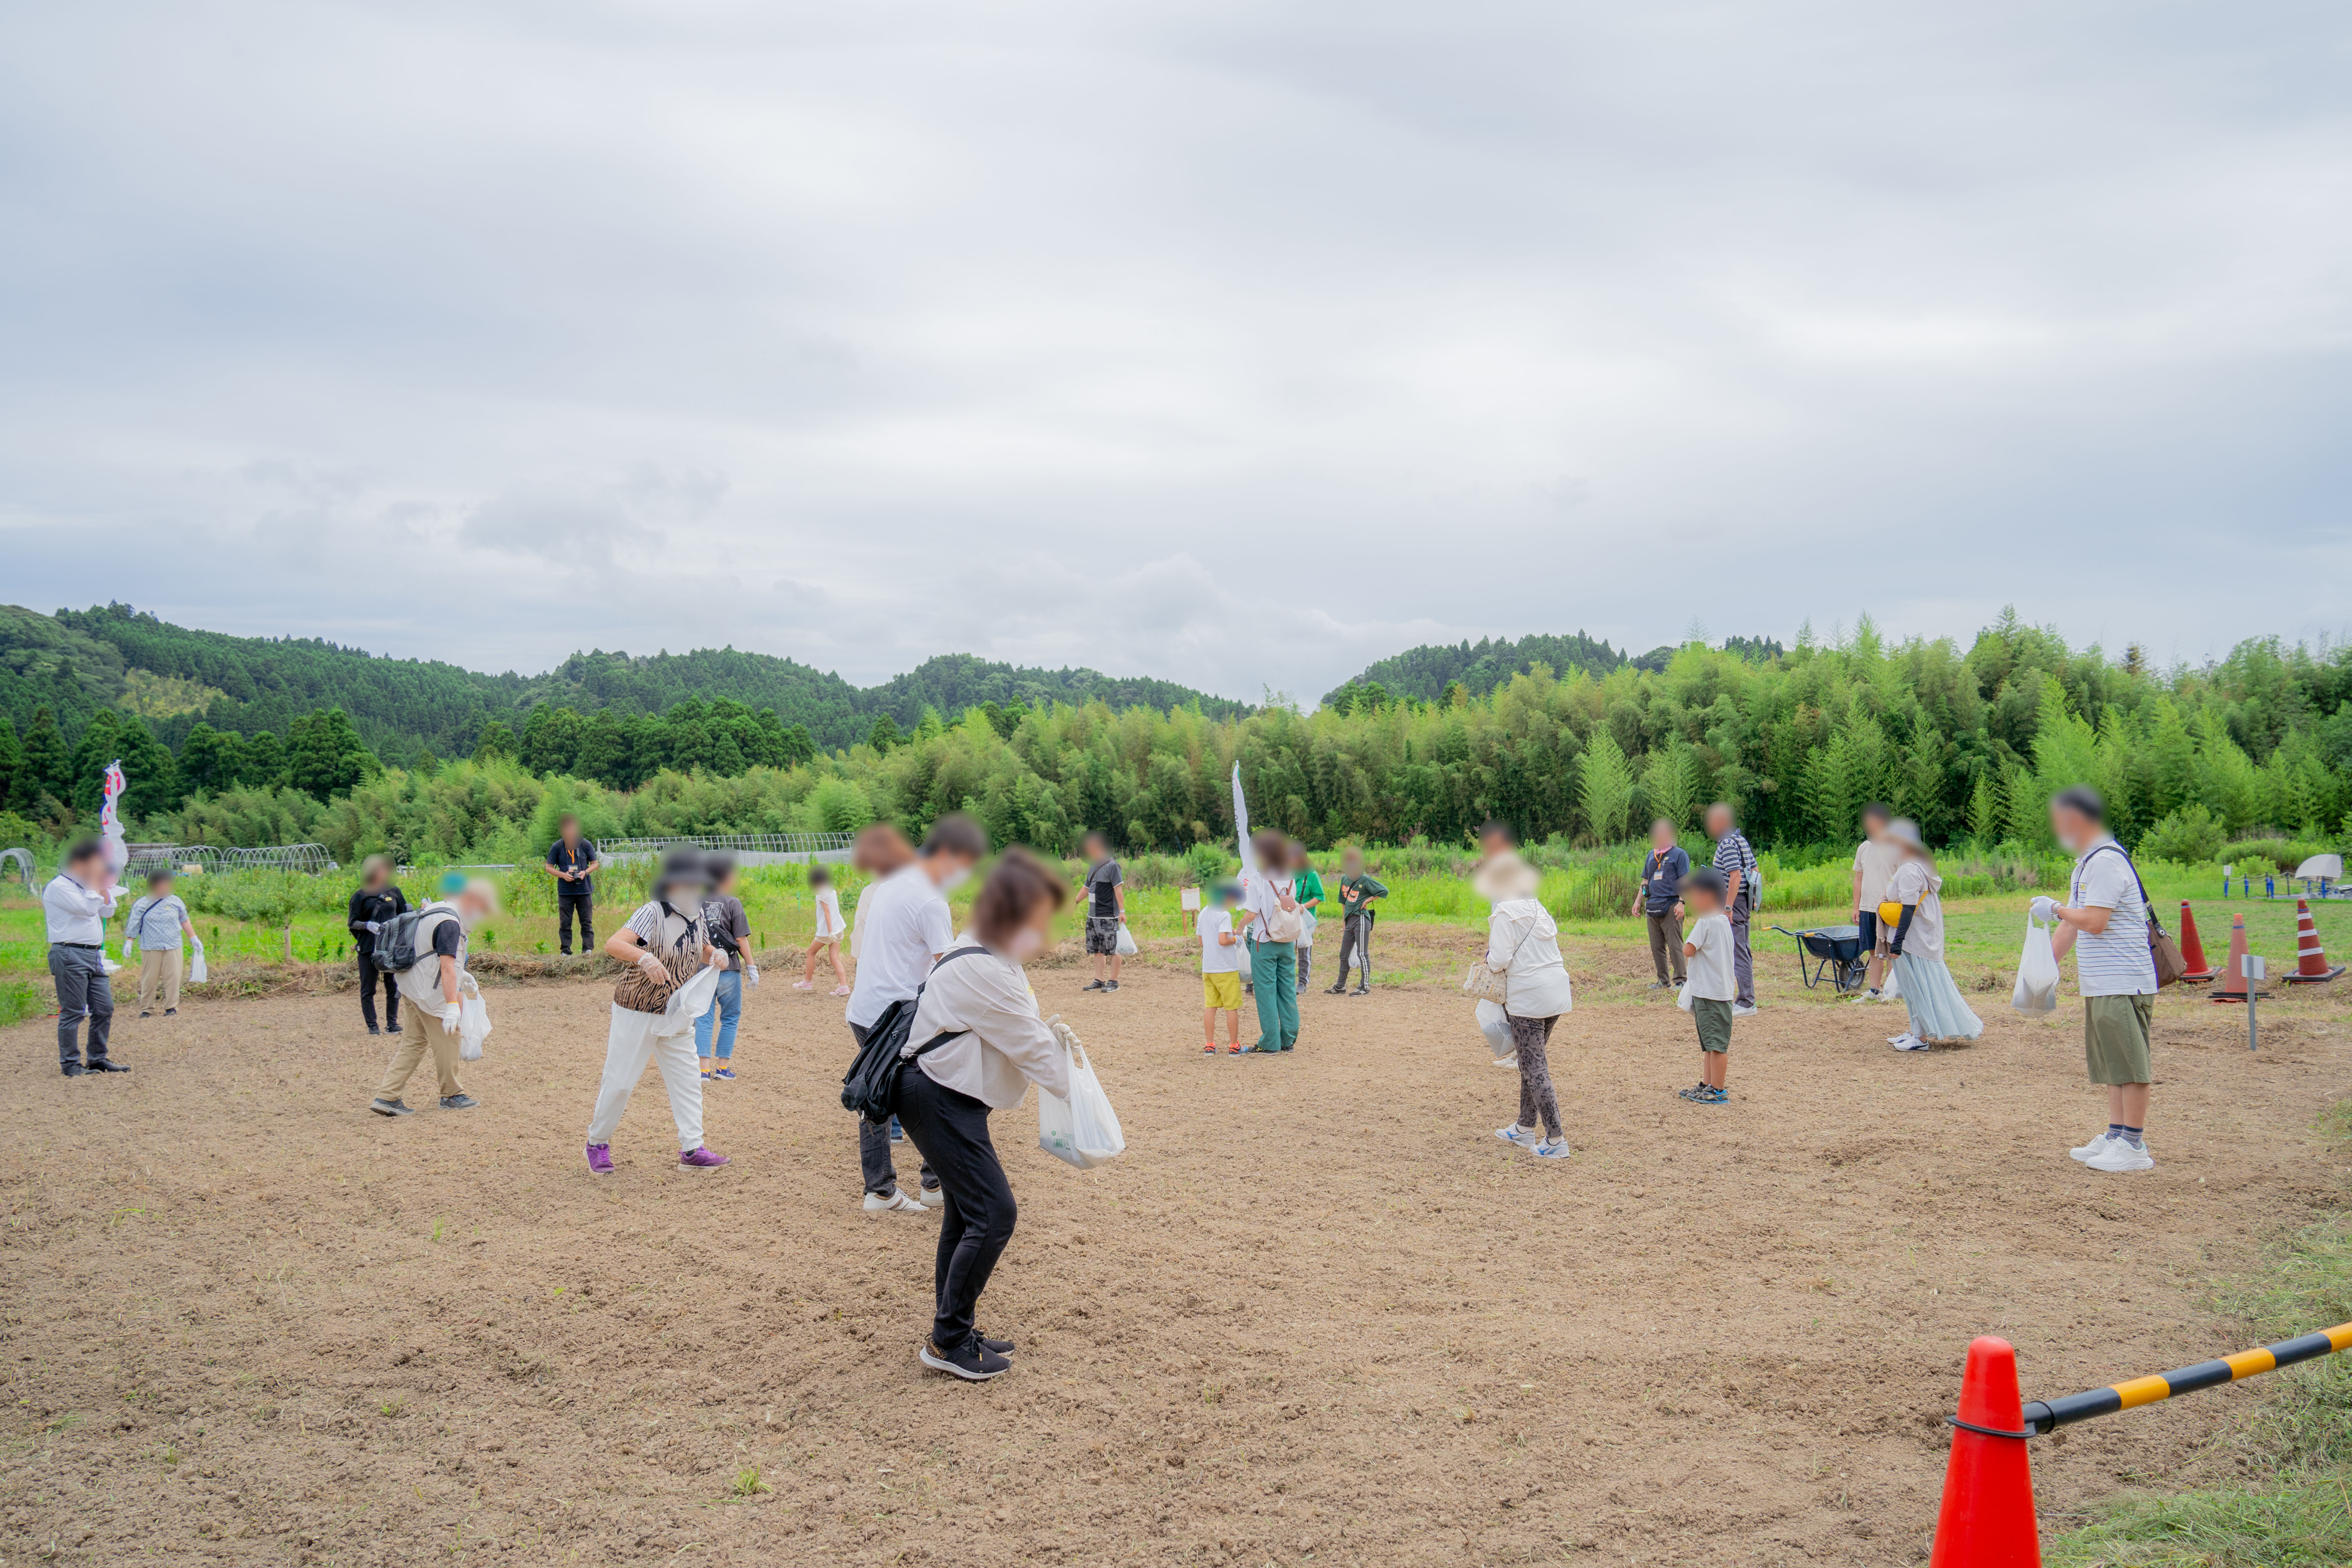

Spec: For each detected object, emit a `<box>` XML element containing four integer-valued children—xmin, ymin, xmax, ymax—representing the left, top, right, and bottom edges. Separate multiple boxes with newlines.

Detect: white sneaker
<box><xmin>917</xmin><ymin>1186</ymin><xmax>947</xmax><ymax>1208</ymax></box>
<box><xmin>1889</xmin><ymin>1033</ymin><xmax>1929</xmax><ymax>1051</ymax></box>
<box><xmin>1732</xmin><ymin>1003</ymin><xmax>1759</xmax><ymax>1018</ymax></box>
<box><xmin>1490</xmin><ymin>1053</ymin><xmax>1518</xmax><ymax>1068</ymax></box>
<box><xmin>1494</xmin><ymin>1124</ymin><xmax>1536</xmax><ymax>1148</ymax></box>
<box><xmin>2069</xmin><ymin>1131</ymin><xmax>2115</xmax><ymax>1163</ymax></box>
<box><xmin>1532</xmin><ymin>1137</ymin><xmax>1572</xmax><ymax>1160</ymax></box>
<box><xmin>863</xmin><ymin>1191</ymin><xmax>931</xmax><ymax>1216</ymax></box>
<box><xmin>2087</xmin><ymin>1138</ymin><xmax>2154</xmax><ymax>1174</ymax></box>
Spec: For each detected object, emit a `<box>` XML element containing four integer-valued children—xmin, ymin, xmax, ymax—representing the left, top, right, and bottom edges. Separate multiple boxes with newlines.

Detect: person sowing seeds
<box><xmin>584</xmin><ymin>852</ymin><xmax>730</xmax><ymax>1174</ymax></box>
<box><xmin>1882</xmin><ymin>819</ymin><xmax>1982</xmax><ymax>1052</ymax></box>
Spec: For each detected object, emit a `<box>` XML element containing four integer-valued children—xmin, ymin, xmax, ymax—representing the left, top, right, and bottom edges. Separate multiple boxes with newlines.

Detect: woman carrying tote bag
<box><xmin>892</xmin><ymin>849</ymin><xmax>1074</xmax><ymax>1382</ymax></box>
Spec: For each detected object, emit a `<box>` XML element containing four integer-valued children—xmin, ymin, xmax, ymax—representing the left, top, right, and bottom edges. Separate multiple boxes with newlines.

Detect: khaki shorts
<box><xmin>1691</xmin><ymin>996</ymin><xmax>1735</xmax><ymax>1054</ymax></box>
<box><xmin>2084</xmin><ymin>993</ymin><xmax>2154</xmax><ymax>1085</ymax></box>
<box><xmin>1202</xmin><ymin>971</ymin><xmax>1244</xmax><ymax>1011</ymax></box>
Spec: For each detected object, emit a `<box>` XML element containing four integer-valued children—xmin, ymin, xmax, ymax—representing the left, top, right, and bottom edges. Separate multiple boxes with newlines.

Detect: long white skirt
<box><xmin>1892</xmin><ymin>952</ymin><xmax>1983</xmax><ymax>1043</ymax></box>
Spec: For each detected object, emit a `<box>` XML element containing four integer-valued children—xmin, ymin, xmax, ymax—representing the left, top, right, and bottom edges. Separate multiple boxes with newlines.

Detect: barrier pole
<box><xmin>2017</xmin><ymin>1321</ymin><xmax>2352</xmax><ymax>1435</ymax></box>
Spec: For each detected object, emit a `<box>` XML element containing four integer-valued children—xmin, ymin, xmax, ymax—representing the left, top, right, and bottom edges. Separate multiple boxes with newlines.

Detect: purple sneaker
<box><xmin>713</xmin><ymin>1068</ymin><xmax>736</xmax><ymax>1080</ymax></box>
<box><xmin>679</xmin><ymin>1146</ymin><xmax>730</xmax><ymax>1170</ymax></box>
<box><xmin>585</xmin><ymin>1143</ymin><xmax>614</xmax><ymax>1176</ymax></box>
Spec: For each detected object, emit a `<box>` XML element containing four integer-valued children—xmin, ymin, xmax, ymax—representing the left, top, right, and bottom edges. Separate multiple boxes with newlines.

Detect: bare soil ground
<box><xmin>4</xmin><ymin>926</ymin><xmax>2350</xmax><ymax>1567</ymax></box>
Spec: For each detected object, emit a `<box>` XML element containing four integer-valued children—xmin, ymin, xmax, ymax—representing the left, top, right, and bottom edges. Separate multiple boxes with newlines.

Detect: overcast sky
<box><xmin>3</xmin><ymin>1</ymin><xmax>2348</xmax><ymax>701</ymax></box>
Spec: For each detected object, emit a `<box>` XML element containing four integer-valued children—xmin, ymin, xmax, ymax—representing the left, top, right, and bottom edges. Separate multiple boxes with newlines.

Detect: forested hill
<box><xmin>0</xmin><ymin>604</ymin><xmax>1243</xmax><ymax>759</ymax></box>
<box><xmin>1326</xmin><ymin>630</ymin><xmax>1789</xmax><ymax>706</ymax></box>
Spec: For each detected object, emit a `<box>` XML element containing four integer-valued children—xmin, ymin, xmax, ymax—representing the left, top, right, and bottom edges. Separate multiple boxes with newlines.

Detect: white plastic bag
<box><xmin>1475</xmin><ymin>998</ymin><xmax>1516</xmax><ymax>1059</ymax></box>
<box><xmin>188</xmin><ymin>939</ymin><xmax>207</xmax><ymax>983</ymax></box>
<box><xmin>1038</xmin><ymin>1036</ymin><xmax>1125</xmax><ymax>1169</ymax></box>
<box><xmin>654</xmin><ymin>964</ymin><xmax>722</xmax><ymax>1037</ymax></box>
<box><xmin>457</xmin><ymin>992</ymin><xmax>492</xmax><ymax>1061</ymax></box>
<box><xmin>1114</xmin><ymin>923</ymin><xmax>1138</xmax><ymax>958</ymax></box>
<box><xmin>1675</xmin><ymin>981</ymin><xmax>1692</xmax><ymax>1012</ymax></box>
<box><xmin>2012</xmin><ymin>916</ymin><xmax>2060</xmax><ymax>1016</ymax></box>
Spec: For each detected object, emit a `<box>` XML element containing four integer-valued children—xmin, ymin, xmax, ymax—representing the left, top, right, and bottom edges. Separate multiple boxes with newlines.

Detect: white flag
<box><xmin>1231</xmin><ymin>762</ymin><xmax>1257</xmax><ymax>883</ymax></box>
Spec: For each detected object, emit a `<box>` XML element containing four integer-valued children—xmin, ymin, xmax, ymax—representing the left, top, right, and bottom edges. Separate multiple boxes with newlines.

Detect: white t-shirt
<box><xmin>813</xmin><ymin>886</ymin><xmax>843</xmax><ymax>941</ymax></box>
<box><xmin>1854</xmin><ymin>838</ymin><xmax>1903</xmax><ymax>910</ymax></box>
<box><xmin>1887</xmin><ymin>859</ymin><xmax>1945</xmax><ymax>964</ymax></box>
<box><xmin>845</xmin><ymin>864</ymin><xmax>955</xmax><ymax>1029</ymax></box>
<box><xmin>1198</xmin><ymin>908</ymin><xmax>1241</xmax><ymax>974</ymax></box>
<box><xmin>1686</xmin><ymin>911</ymin><xmax>1738</xmax><ymax>1001</ymax></box>
<box><xmin>2070</xmin><ymin>838</ymin><xmax>2156</xmax><ymax>997</ymax></box>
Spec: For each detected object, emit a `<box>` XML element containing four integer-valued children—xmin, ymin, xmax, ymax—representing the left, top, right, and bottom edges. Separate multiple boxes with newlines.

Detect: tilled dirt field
<box><xmin>4</xmin><ymin>927</ymin><xmax>2350</xmax><ymax>1567</ymax></box>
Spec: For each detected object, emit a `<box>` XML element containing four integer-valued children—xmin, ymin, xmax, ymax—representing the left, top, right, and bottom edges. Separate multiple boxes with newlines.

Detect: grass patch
<box><xmin>0</xmin><ymin>978</ymin><xmax>42</xmax><ymax>1028</ymax></box>
<box><xmin>729</xmin><ymin>1466</ymin><xmax>771</xmax><ymax>1499</ymax></box>
<box><xmin>2049</xmin><ymin>1108</ymin><xmax>2352</xmax><ymax>1566</ymax></box>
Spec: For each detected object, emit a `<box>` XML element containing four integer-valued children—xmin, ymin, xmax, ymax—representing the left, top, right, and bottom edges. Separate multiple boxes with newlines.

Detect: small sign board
<box><xmin>1180</xmin><ymin>887</ymin><xmax>1201</xmax><ymax>912</ymax></box>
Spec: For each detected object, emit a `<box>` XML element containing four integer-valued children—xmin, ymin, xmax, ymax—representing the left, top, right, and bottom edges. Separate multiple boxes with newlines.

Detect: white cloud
<box><xmin>1</xmin><ymin>0</ymin><xmax>2349</xmax><ymax>694</ymax></box>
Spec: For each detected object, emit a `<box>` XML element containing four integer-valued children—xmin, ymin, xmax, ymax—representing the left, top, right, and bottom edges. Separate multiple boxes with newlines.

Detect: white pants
<box><xmin>586</xmin><ymin>1005</ymin><xmax>705</xmax><ymax>1152</ymax></box>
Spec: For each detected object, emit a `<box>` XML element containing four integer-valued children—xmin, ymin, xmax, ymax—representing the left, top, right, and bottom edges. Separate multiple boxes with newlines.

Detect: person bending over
<box><xmin>583</xmin><ymin>852</ymin><xmax>729</xmax><ymax>1172</ymax></box>
<box><xmin>893</xmin><ymin>848</ymin><xmax>1074</xmax><ymax>1381</ymax></box>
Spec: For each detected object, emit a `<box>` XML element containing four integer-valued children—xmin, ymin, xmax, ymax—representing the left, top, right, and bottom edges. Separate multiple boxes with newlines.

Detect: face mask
<box><xmin>1005</xmin><ymin>927</ymin><xmax>1044</xmax><ymax>960</ymax></box>
<box><xmin>940</xmin><ymin>867</ymin><xmax>973</xmax><ymax>892</ymax></box>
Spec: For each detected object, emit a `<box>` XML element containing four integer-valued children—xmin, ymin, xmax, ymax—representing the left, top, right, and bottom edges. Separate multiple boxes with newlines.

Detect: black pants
<box><xmin>848</xmin><ymin>1021</ymin><xmax>936</xmax><ymax>1197</ymax></box>
<box><xmin>557</xmin><ymin>894</ymin><xmax>595</xmax><ymax>956</ymax></box>
<box><xmin>50</xmin><ymin>945</ymin><xmax>113</xmax><ymax>1067</ymax></box>
<box><xmin>1333</xmin><ymin>914</ymin><xmax>1374</xmax><ymax>989</ymax></box>
<box><xmin>357</xmin><ymin>950</ymin><xmax>400</xmax><ymax>1031</ymax></box>
<box><xmin>891</xmin><ymin>1065</ymin><xmax>1016</xmax><ymax>1354</ymax></box>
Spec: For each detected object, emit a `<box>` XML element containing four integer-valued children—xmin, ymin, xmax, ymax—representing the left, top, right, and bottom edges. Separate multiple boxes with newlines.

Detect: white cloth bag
<box><xmin>1114</xmin><ymin>923</ymin><xmax>1138</xmax><ymax>958</ymax></box>
<box><xmin>1037</xmin><ymin>1036</ymin><xmax>1125</xmax><ymax>1169</ymax></box>
<box><xmin>2012</xmin><ymin>916</ymin><xmax>2060</xmax><ymax>1016</ymax></box>
<box><xmin>188</xmin><ymin>938</ymin><xmax>207</xmax><ymax>983</ymax></box>
<box><xmin>654</xmin><ymin>964</ymin><xmax>722</xmax><ymax>1037</ymax></box>
<box><xmin>1475</xmin><ymin>998</ymin><xmax>1516</xmax><ymax>1059</ymax></box>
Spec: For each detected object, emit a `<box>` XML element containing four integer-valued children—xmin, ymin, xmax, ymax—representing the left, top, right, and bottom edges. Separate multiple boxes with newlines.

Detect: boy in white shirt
<box><xmin>1849</xmin><ymin>803</ymin><xmax>1900</xmax><ymax>999</ymax></box>
<box><xmin>1197</xmin><ymin>883</ymin><xmax>1245</xmax><ymax>1054</ymax></box>
<box><xmin>1677</xmin><ymin>867</ymin><xmax>1738</xmax><ymax>1105</ymax></box>
<box><xmin>2039</xmin><ymin>787</ymin><xmax>2160</xmax><ymax>1174</ymax></box>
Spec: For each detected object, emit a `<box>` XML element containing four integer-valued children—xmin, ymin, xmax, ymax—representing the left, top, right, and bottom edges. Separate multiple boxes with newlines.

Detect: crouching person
<box><xmin>894</xmin><ymin>849</ymin><xmax>1073</xmax><ymax>1381</ymax></box>
<box><xmin>585</xmin><ymin>852</ymin><xmax>731</xmax><ymax>1175</ymax></box>
<box><xmin>371</xmin><ymin>874</ymin><xmax>496</xmax><ymax>1116</ymax></box>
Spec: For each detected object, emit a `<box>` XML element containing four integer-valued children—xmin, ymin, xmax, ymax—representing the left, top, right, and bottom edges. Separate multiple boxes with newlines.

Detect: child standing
<box><xmin>797</xmin><ymin>865</ymin><xmax>851</xmax><ymax>996</ymax></box>
<box><xmin>1882</xmin><ymin>819</ymin><xmax>1982</xmax><ymax>1052</ymax></box>
<box><xmin>1678</xmin><ymin>867</ymin><xmax>1738</xmax><ymax>1104</ymax></box>
<box><xmin>1197</xmin><ymin>883</ymin><xmax>1245</xmax><ymax>1054</ymax></box>
<box><xmin>696</xmin><ymin>855</ymin><xmax>750</xmax><ymax>1080</ymax></box>
<box><xmin>1291</xmin><ymin>845</ymin><xmax>1324</xmax><ymax>993</ymax></box>
<box><xmin>1850</xmin><ymin>803</ymin><xmax>1899</xmax><ymax>1000</ymax></box>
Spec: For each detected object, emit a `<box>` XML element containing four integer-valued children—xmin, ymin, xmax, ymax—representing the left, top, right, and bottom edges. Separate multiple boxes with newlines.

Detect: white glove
<box><xmin>439</xmin><ymin>1008</ymin><xmax>459</xmax><ymax>1033</ymax></box>
<box><xmin>363</xmin><ymin>920</ymin><xmax>382</xmax><ymax>935</ymax></box>
<box><xmin>637</xmin><ymin>953</ymin><xmax>672</xmax><ymax>983</ymax></box>
<box><xmin>2030</xmin><ymin>896</ymin><xmax>2058</xmax><ymax>922</ymax></box>
<box><xmin>1046</xmin><ymin>1014</ymin><xmax>1083</xmax><ymax>1057</ymax></box>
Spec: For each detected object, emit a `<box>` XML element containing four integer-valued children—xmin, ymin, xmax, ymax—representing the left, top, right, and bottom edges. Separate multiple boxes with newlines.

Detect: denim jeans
<box><xmin>694</xmin><ymin>968</ymin><xmax>743</xmax><ymax>1057</ymax></box>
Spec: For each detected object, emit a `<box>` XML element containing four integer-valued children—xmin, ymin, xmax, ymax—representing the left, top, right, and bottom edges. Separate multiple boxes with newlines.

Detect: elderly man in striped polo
<box><xmin>1704</xmin><ymin>801</ymin><xmax>1759</xmax><ymax>1017</ymax></box>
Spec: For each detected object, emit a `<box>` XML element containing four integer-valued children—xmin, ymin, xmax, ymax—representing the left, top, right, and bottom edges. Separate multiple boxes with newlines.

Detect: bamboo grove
<box><xmin>69</xmin><ymin>611</ymin><xmax>2350</xmax><ymax>869</ymax></box>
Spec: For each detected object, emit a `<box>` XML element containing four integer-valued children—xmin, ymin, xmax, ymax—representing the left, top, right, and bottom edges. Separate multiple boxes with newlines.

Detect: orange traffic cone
<box><xmin>1930</xmin><ymin>1336</ymin><xmax>2041</xmax><ymax>1568</ymax></box>
<box><xmin>2287</xmin><ymin>899</ymin><xmax>2344</xmax><ymax>984</ymax></box>
<box><xmin>2210</xmin><ymin>912</ymin><xmax>2258</xmax><ymax>1004</ymax></box>
<box><xmin>2176</xmin><ymin>902</ymin><xmax>2220</xmax><ymax>982</ymax></box>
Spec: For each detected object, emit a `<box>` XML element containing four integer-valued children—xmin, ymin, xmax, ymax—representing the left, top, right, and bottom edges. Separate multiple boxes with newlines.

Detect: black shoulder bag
<box><xmin>840</xmin><ymin>945</ymin><xmax>990</xmax><ymax>1123</ymax></box>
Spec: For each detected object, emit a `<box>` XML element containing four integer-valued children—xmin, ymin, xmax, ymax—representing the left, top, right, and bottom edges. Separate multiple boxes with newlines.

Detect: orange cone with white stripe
<box><xmin>1930</xmin><ymin>1336</ymin><xmax>2041</xmax><ymax>1568</ymax></box>
<box><xmin>2210</xmin><ymin>912</ymin><xmax>2254</xmax><ymax>1003</ymax></box>
<box><xmin>2287</xmin><ymin>899</ymin><xmax>2344</xmax><ymax>984</ymax></box>
<box><xmin>2176</xmin><ymin>902</ymin><xmax>2219</xmax><ymax>982</ymax></box>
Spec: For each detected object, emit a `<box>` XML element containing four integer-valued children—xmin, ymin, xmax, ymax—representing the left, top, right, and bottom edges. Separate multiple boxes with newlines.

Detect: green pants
<box><xmin>1251</xmin><ymin>941</ymin><xmax>1299</xmax><ymax>1050</ymax></box>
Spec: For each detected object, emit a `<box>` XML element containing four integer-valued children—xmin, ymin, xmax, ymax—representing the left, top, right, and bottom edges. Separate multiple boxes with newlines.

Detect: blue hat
<box><xmin>437</xmin><ymin>872</ymin><xmax>467</xmax><ymax>896</ymax></box>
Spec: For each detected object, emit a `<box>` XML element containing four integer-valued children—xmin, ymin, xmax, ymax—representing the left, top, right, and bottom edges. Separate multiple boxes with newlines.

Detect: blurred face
<box><xmin>457</xmin><ymin>891</ymin><xmax>492</xmax><ymax>925</ymax></box>
<box><xmin>1480</xmin><ymin>830</ymin><xmax>1512</xmax><ymax>858</ymax></box>
<box><xmin>1650</xmin><ymin>821</ymin><xmax>1674</xmax><ymax>850</ymax></box>
<box><xmin>2050</xmin><ymin>804</ymin><xmax>2095</xmax><ymax>854</ymax></box>
<box><xmin>1686</xmin><ymin>885</ymin><xmax>1722</xmax><ymax>916</ymax></box>
<box><xmin>150</xmin><ymin>877</ymin><xmax>174</xmax><ymax>898</ymax></box>
<box><xmin>68</xmin><ymin>851</ymin><xmax>102</xmax><ymax>880</ymax></box>
<box><xmin>560</xmin><ymin>820</ymin><xmax>581</xmax><ymax>842</ymax></box>
<box><xmin>1864</xmin><ymin>813</ymin><xmax>1889</xmax><ymax>842</ymax></box>
<box><xmin>1084</xmin><ymin>836</ymin><xmax>1108</xmax><ymax>861</ymax></box>
<box><xmin>1342</xmin><ymin>851</ymin><xmax>1363</xmax><ymax>875</ymax></box>
<box><xmin>1705</xmin><ymin>805</ymin><xmax>1732</xmax><ymax>836</ymax></box>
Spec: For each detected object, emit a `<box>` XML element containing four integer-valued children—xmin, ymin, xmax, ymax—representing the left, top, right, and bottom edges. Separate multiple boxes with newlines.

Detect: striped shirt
<box><xmin>2070</xmin><ymin>839</ymin><xmax>2156</xmax><ymax>997</ymax></box>
<box><xmin>1712</xmin><ymin>829</ymin><xmax>1758</xmax><ymax>908</ymax></box>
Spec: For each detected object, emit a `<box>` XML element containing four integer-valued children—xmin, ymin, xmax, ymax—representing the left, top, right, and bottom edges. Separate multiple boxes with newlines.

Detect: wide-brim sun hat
<box><xmin>1472</xmin><ymin>852</ymin><xmax>1541</xmax><ymax>903</ymax></box>
<box><xmin>1886</xmin><ymin>818</ymin><xmax>1928</xmax><ymax>855</ymax></box>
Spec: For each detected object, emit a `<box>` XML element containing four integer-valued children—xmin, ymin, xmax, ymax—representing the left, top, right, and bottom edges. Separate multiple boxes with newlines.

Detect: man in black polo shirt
<box><xmin>544</xmin><ymin>815</ymin><xmax>602</xmax><ymax>955</ymax></box>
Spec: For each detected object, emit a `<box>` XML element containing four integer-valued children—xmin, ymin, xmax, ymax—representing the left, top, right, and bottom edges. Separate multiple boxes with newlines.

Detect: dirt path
<box><xmin>4</xmin><ymin>932</ymin><xmax>2349</xmax><ymax>1566</ymax></box>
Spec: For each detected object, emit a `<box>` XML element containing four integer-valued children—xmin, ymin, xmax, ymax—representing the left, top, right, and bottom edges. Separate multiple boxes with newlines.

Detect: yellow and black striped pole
<box><xmin>2019</xmin><ymin>1322</ymin><xmax>2352</xmax><ymax>1435</ymax></box>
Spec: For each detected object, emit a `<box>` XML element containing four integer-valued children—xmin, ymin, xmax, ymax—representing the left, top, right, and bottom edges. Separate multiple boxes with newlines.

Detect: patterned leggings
<box><xmin>1510</xmin><ymin>1014</ymin><xmax>1563</xmax><ymax>1140</ymax></box>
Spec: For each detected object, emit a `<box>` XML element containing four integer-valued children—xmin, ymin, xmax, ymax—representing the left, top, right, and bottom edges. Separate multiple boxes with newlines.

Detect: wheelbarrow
<box><xmin>1768</xmin><ymin>923</ymin><xmax>1870</xmax><ymax>994</ymax></box>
